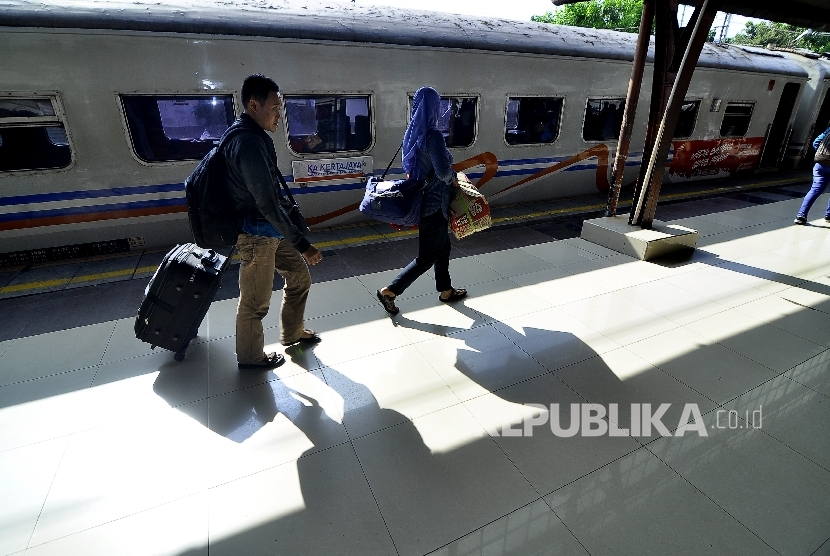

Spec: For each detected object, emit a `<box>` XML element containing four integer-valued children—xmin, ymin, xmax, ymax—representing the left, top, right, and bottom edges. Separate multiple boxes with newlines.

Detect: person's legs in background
<box><xmin>796</xmin><ymin>163</ymin><xmax>830</xmax><ymax>224</ymax></box>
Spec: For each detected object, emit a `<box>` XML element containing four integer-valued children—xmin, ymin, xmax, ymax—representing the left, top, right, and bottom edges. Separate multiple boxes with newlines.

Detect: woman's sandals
<box><xmin>439</xmin><ymin>288</ymin><xmax>467</xmax><ymax>303</ymax></box>
<box><xmin>376</xmin><ymin>289</ymin><xmax>400</xmax><ymax>315</ymax></box>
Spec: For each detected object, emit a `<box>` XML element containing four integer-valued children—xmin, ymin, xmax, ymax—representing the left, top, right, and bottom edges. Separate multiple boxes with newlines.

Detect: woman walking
<box><xmin>376</xmin><ymin>86</ymin><xmax>467</xmax><ymax>315</ymax></box>
<box><xmin>794</xmin><ymin>125</ymin><xmax>830</xmax><ymax>225</ymax></box>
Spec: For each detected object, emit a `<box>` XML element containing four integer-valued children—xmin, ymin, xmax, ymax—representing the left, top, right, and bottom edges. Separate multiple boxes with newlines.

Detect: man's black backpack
<box><xmin>184</xmin><ymin>128</ymin><xmax>244</xmax><ymax>249</ymax></box>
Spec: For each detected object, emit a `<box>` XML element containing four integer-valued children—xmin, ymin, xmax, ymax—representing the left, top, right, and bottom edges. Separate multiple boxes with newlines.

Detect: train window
<box><xmin>438</xmin><ymin>97</ymin><xmax>476</xmax><ymax>148</ymax></box>
<box><xmin>583</xmin><ymin>98</ymin><xmax>625</xmax><ymax>142</ymax></box>
<box><xmin>505</xmin><ymin>97</ymin><xmax>563</xmax><ymax>145</ymax></box>
<box><xmin>0</xmin><ymin>96</ymin><xmax>72</xmax><ymax>172</ymax></box>
<box><xmin>405</xmin><ymin>95</ymin><xmax>477</xmax><ymax>148</ymax></box>
<box><xmin>673</xmin><ymin>100</ymin><xmax>700</xmax><ymax>138</ymax></box>
<box><xmin>121</xmin><ymin>95</ymin><xmax>236</xmax><ymax>163</ymax></box>
<box><xmin>285</xmin><ymin>95</ymin><xmax>372</xmax><ymax>154</ymax></box>
<box><xmin>720</xmin><ymin>102</ymin><xmax>754</xmax><ymax>137</ymax></box>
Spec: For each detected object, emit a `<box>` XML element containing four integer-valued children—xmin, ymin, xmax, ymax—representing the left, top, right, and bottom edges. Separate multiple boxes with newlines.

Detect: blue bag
<box><xmin>359</xmin><ymin>176</ymin><xmax>423</xmax><ymax>227</ymax></box>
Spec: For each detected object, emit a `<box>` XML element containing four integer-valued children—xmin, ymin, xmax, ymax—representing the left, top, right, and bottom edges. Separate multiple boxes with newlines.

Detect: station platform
<box><xmin>1</xmin><ymin>173</ymin><xmax>829</xmax><ymax>555</ymax></box>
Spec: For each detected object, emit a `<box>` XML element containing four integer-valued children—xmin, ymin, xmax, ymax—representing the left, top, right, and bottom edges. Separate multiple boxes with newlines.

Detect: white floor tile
<box><xmin>785</xmin><ymin>350</ymin><xmax>830</xmax><ymax>397</ymax></box>
<box><xmin>206</xmin><ymin>369</ymin><xmax>348</xmax><ymax>487</ymax></box>
<box><xmin>389</xmin><ymin>295</ymin><xmax>486</xmax><ymax>344</ymax></box>
<box><xmin>473</xmin><ymin>247</ymin><xmax>556</xmax><ymax>278</ymax></box>
<box><xmin>0</xmin><ymin>367</ymin><xmax>97</xmax><ymax>451</ymax></box>
<box><xmin>102</xmin><ymin>318</ymin><xmax>159</xmax><ymax>364</ymax></box>
<box><xmin>0</xmin><ymin>322</ymin><xmax>115</xmax><ymax>386</ymax></box>
<box><xmin>546</xmin><ymin>447</ymin><xmax>778</xmax><ymax>556</ymax></box>
<box><xmin>553</xmin><ymin>348</ymin><xmax>717</xmax><ymax>436</ymax></box>
<box><xmin>82</xmin><ymin>344</ymin><xmax>210</xmax><ymax>435</ymax></box>
<box><xmin>626</xmin><ymin>327</ymin><xmax>779</xmax><ymax>404</ymax></box>
<box><xmin>352</xmin><ymin>405</ymin><xmax>538</xmax><ymax>556</ymax></box>
<box><xmin>724</xmin><ymin>375</ymin><xmax>830</xmax><ymax>470</ymax></box>
<box><xmin>197</xmin><ymin>297</ymin><xmax>237</xmax><ymax>342</ymax></box>
<box><xmin>464</xmin><ymin>373</ymin><xmax>640</xmax><ymax>494</ymax></box>
<box><xmin>492</xmin><ymin>307</ymin><xmax>621</xmax><ymax>372</ymax></box>
<box><xmin>509</xmin><ymin>267</ymin><xmax>609</xmax><ymax>307</ymax></box>
<box><xmin>614</xmin><ymin>279</ymin><xmax>727</xmax><ymax>325</ymax></box>
<box><xmin>562</xmin><ymin>237</ymin><xmax>620</xmax><ymax>258</ymax></box>
<box><xmin>303</xmin><ymin>276</ymin><xmax>379</xmax><ymax>318</ymax></box>
<box><xmin>463</xmin><ymin>278</ymin><xmax>554</xmax><ymax>322</ymax></box>
<box><xmin>519</xmin><ymin>240</ymin><xmax>600</xmax><ymax>266</ymax></box>
<box><xmin>734</xmin><ymin>294</ymin><xmax>830</xmax><ymax>347</ymax></box>
<box><xmin>24</xmin><ymin>492</ymin><xmax>208</xmax><ymax>556</ymax></box>
<box><xmin>648</xmin><ymin>411</ymin><xmax>830</xmax><ymax>555</ymax></box>
<box><xmin>321</xmin><ymin>345</ymin><xmax>462</xmax><ymax>439</ymax></box>
<box><xmin>664</xmin><ymin>268</ymin><xmax>769</xmax><ymax>309</ymax></box>
<box><xmin>0</xmin><ymin>437</ymin><xmax>68</xmax><ymax>555</ymax></box>
<box><xmin>414</xmin><ymin>324</ymin><xmax>550</xmax><ymax>402</ymax></box>
<box><xmin>206</xmin><ymin>335</ymin><xmax>316</xmax><ymax>398</ymax></box>
<box><xmin>427</xmin><ymin>499</ymin><xmax>587</xmax><ymax>556</ymax></box>
<box><xmin>207</xmin><ymin>443</ymin><xmax>396</xmax><ymax>555</ymax></box>
<box><xmin>667</xmin><ymin>216</ymin><xmax>740</xmax><ymax>236</ymax></box>
<box><xmin>356</xmin><ymin>268</ymin><xmax>437</xmax><ymax>299</ymax></box>
<box><xmin>29</xmin><ymin>400</ymin><xmax>211</xmax><ymax>546</ymax></box>
<box><xmin>558</xmin><ymin>292</ymin><xmax>678</xmax><ymax>347</ymax></box>
<box><xmin>685</xmin><ymin>309</ymin><xmax>827</xmax><ymax>373</ymax></box>
<box><xmin>304</xmin><ymin>305</ymin><xmax>413</xmax><ymax>367</ymax></box>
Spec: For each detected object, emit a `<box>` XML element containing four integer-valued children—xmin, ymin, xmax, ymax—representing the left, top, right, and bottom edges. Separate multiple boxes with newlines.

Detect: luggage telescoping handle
<box><xmin>380</xmin><ymin>143</ymin><xmax>404</xmax><ymax>181</ymax></box>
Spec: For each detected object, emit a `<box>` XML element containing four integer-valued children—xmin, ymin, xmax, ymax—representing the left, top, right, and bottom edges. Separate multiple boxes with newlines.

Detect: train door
<box><xmin>759</xmin><ymin>82</ymin><xmax>801</xmax><ymax>169</ymax></box>
<box><xmin>803</xmin><ymin>87</ymin><xmax>830</xmax><ymax>168</ymax></box>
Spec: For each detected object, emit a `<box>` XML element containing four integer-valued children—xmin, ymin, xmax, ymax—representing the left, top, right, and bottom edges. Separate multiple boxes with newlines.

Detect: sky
<box><xmin>350</xmin><ymin>0</ymin><xmax>762</xmax><ymax>38</ymax></box>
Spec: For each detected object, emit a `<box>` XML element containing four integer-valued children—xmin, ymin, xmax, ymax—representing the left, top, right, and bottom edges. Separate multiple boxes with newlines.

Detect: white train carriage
<box><xmin>0</xmin><ymin>0</ymin><xmax>819</xmax><ymax>256</ymax></box>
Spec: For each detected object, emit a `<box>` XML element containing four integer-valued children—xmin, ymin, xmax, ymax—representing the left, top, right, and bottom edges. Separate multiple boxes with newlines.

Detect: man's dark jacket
<box><xmin>222</xmin><ymin>114</ymin><xmax>311</xmax><ymax>253</ymax></box>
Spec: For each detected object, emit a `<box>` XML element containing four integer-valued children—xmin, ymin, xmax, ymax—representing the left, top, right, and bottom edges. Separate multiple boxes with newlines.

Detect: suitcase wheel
<box><xmin>174</xmin><ymin>348</ymin><xmax>187</xmax><ymax>362</ymax></box>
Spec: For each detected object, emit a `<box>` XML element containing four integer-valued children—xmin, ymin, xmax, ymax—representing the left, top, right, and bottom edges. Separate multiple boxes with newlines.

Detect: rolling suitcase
<box><xmin>135</xmin><ymin>243</ymin><xmax>230</xmax><ymax>361</ymax></box>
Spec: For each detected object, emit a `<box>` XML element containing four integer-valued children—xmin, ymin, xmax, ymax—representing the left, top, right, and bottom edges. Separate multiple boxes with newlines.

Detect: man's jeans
<box><xmin>797</xmin><ymin>162</ymin><xmax>830</xmax><ymax>219</ymax></box>
<box><xmin>235</xmin><ymin>233</ymin><xmax>311</xmax><ymax>364</ymax></box>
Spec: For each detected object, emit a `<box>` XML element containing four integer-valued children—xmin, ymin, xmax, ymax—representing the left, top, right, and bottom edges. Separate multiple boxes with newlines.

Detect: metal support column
<box><xmin>605</xmin><ymin>0</ymin><xmax>654</xmax><ymax>217</ymax></box>
<box><xmin>630</xmin><ymin>0</ymin><xmax>718</xmax><ymax>228</ymax></box>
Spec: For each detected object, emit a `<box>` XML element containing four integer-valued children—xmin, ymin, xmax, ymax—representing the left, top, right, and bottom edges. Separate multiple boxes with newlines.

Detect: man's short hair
<box><xmin>242</xmin><ymin>74</ymin><xmax>280</xmax><ymax>107</ymax></box>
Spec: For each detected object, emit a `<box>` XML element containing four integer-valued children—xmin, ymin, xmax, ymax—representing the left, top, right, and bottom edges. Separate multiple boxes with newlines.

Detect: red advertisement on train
<box><xmin>669</xmin><ymin>137</ymin><xmax>764</xmax><ymax>178</ymax></box>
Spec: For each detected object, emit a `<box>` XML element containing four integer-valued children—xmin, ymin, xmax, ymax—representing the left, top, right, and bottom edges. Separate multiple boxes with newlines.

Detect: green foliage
<box><xmin>727</xmin><ymin>21</ymin><xmax>830</xmax><ymax>54</ymax></box>
<box><xmin>531</xmin><ymin>0</ymin><xmax>644</xmax><ymax>33</ymax></box>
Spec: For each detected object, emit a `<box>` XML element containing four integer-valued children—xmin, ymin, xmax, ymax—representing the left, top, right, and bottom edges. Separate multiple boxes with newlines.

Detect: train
<box><xmin>2</xmin><ymin>0</ymin><xmax>830</xmax><ymax>260</ymax></box>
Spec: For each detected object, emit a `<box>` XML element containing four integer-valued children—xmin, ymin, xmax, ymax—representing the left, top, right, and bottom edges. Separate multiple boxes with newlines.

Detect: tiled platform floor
<box><xmin>1</xmin><ymin>179</ymin><xmax>830</xmax><ymax>555</ymax></box>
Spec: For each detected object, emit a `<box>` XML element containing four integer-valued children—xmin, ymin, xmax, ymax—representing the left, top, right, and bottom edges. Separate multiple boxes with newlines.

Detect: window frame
<box><xmin>719</xmin><ymin>101</ymin><xmax>756</xmax><ymax>138</ymax></box>
<box><xmin>406</xmin><ymin>92</ymin><xmax>480</xmax><ymax>150</ymax></box>
<box><xmin>282</xmin><ymin>92</ymin><xmax>376</xmax><ymax>157</ymax></box>
<box><xmin>503</xmin><ymin>94</ymin><xmax>566</xmax><ymax>147</ymax></box>
<box><xmin>673</xmin><ymin>99</ymin><xmax>702</xmax><ymax>139</ymax></box>
<box><xmin>0</xmin><ymin>92</ymin><xmax>75</xmax><ymax>175</ymax></box>
<box><xmin>581</xmin><ymin>96</ymin><xmax>627</xmax><ymax>143</ymax></box>
<box><xmin>117</xmin><ymin>91</ymin><xmax>239</xmax><ymax>167</ymax></box>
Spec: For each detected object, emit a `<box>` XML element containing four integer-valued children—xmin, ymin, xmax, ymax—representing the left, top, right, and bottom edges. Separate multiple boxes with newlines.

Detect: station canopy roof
<box><xmin>552</xmin><ymin>0</ymin><xmax>830</xmax><ymax>32</ymax></box>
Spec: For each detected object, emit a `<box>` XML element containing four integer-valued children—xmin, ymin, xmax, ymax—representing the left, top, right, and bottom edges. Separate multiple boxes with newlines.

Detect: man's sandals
<box><xmin>282</xmin><ymin>330</ymin><xmax>322</xmax><ymax>347</ymax></box>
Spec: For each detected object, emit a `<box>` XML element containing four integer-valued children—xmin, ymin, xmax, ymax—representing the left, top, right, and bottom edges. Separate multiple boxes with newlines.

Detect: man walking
<box><xmin>224</xmin><ymin>74</ymin><xmax>323</xmax><ymax>370</ymax></box>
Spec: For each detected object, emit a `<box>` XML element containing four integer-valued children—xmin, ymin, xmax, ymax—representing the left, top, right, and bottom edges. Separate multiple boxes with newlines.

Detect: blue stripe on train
<box><xmin>0</xmin><ymin>197</ymin><xmax>186</xmax><ymax>223</ymax></box>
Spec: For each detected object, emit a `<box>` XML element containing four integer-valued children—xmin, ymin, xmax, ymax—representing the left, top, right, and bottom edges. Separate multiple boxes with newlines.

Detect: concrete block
<box><xmin>580</xmin><ymin>216</ymin><xmax>698</xmax><ymax>261</ymax></box>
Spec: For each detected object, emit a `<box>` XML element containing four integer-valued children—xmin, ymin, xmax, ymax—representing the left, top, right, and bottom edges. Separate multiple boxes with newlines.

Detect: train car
<box><xmin>0</xmin><ymin>0</ymin><xmax>818</xmax><ymax>258</ymax></box>
<box><xmin>766</xmin><ymin>47</ymin><xmax>830</xmax><ymax>169</ymax></box>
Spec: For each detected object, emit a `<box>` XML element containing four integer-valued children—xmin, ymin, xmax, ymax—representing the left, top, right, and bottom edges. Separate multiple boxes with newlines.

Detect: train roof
<box><xmin>1</xmin><ymin>0</ymin><xmax>809</xmax><ymax>78</ymax></box>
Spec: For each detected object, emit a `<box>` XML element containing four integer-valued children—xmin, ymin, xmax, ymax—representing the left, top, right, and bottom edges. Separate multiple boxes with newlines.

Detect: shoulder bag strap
<box><xmin>274</xmin><ymin>165</ymin><xmax>297</xmax><ymax>205</ymax></box>
<box><xmin>380</xmin><ymin>143</ymin><xmax>404</xmax><ymax>180</ymax></box>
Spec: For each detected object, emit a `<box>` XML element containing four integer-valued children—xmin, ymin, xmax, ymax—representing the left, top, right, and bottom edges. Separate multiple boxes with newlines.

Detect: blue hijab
<box><xmin>402</xmin><ymin>87</ymin><xmax>441</xmax><ymax>179</ymax></box>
